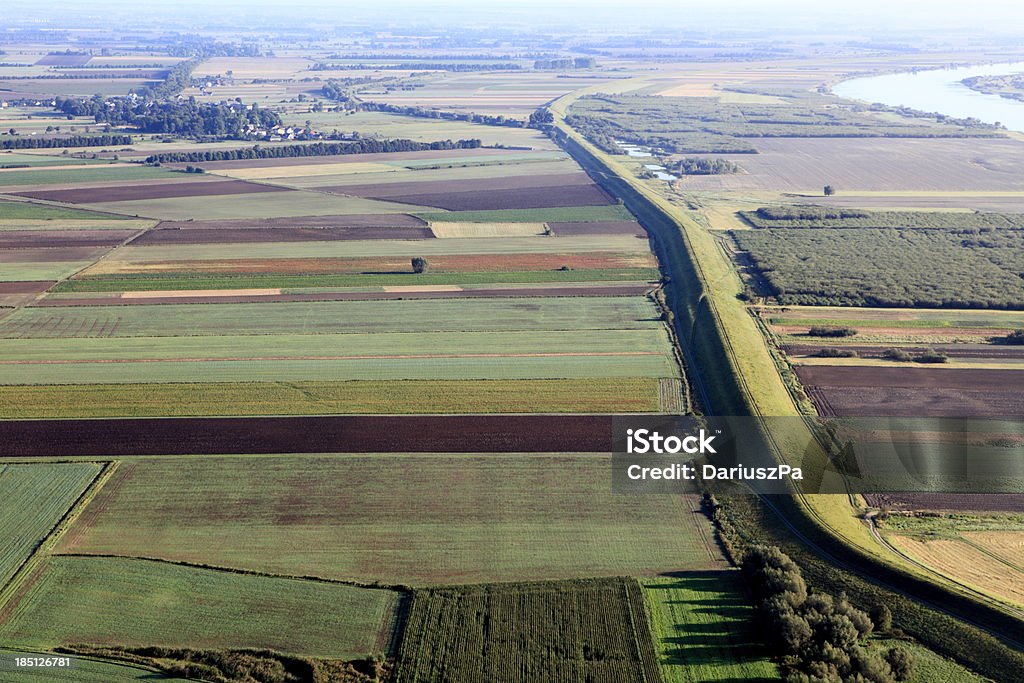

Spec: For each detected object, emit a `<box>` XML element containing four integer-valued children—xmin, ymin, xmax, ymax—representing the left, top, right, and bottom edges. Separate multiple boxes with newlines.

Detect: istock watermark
<box><xmin>611</xmin><ymin>415</ymin><xmax>1024</xmax><ymax>496</ymax></box>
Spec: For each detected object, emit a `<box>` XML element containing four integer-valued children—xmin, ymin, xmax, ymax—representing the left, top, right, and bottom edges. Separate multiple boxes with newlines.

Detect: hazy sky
<box><xmin>4</xmin><ymin>0</ymin><xmax>1024</xmax><ymax>36</ymax></box>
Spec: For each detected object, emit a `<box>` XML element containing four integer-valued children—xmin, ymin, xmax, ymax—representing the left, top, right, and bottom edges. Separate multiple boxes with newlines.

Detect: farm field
<box><xmin>0</xmin><ymin>462</ymin><xmax>100</xmax><ymax>587</ymax></box>
<box><xmin>0</xmin><ymin>555</ymin><xmax>401</xmax><ymax>658</ymax></box>
<box><xmin>0</xmin><ymin>378</ymin><xmax>663</xmax><ymax>418</ymax></box>
<box><xmin>392</xmin><ymin>578</ymin><xmax>663</xmax><ymax>682</ymax></box>
<box><xmin>643</xmin><ymin>572</ymin><xmax>779</xmax><ymax>682</ymax></box>
<box><xmin>680</xmin><ymin>137</ymin><xmax>1024</xmax><ymax>193</ymax></box>
<box><xmin>56</xmin><ymin>454</ymin><xmax>724</xmax><ymax>584</ymax></box>
<box><xmin>888</xmin><ymin>536</ymin><xmax>1024</xmax><ymax>606</ymax></box>
<box><xmin>0</xmin><ymin>649</ymin><xmax>187</xmax><ymax>682</ymax></box>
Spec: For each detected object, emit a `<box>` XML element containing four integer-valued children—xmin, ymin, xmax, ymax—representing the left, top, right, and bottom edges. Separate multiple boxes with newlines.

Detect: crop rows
<box><xmin>393</xmin><ymin>578</ymin><xmax>663</xmax><ymax>683</ymax></box>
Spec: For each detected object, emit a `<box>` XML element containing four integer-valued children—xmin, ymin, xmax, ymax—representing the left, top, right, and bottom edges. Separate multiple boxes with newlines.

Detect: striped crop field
<box><xmin>0</xmin><ymin>463</ymin><xmax>100</xmax><ymax>587</ymax></box>
<box><xmin>393</xmin><ymin>578</ymin><xmax>663</xmax><ymax>683</ymax></box>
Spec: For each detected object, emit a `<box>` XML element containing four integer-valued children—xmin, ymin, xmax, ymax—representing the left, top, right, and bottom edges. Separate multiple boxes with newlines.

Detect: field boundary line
<box><xmin>52</xmin><ymin>552</ymin><xmax>414</xmax><ymax>592</ymax></box>
<box><xmin>0</xmin><ymin>461</ymin><xmax>118</xmax><ymax>617</ymax></box>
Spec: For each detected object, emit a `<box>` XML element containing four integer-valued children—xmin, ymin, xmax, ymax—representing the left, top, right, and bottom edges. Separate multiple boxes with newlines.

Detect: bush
<box><xmin>882</xmin><ymin>348</ymin><xmax>913</xmax><ymax>362</ymax></box>
<box><xmin>808</xmin><ymin>326</ymin><xmax>857</xmax><ymax>338</ymax></box>
<box><xmin>814</xmin><ymin>348</ymin><xmax>858</xmax><ymax>358</ymax></box>
<box><xmin>870</xmin><ymin>604</ymin><xmax>893</xmax><ymax>633</ymax></box>
<box><xmin>913</xmin><ymin>349</ymin><xmax>948</xmax><ymax>363</ymax></box>
<box><xmin>411</xmin><ymin>257</ymin><xmax>429</xmax><ymax>274</ymax></box>
<box><xmin>994</xmin><ymin>329</ymin><xmax>1024</xmax><ymax>345</ymax></box>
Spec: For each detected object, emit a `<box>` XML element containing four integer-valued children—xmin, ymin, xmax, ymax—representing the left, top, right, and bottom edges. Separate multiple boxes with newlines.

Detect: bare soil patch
<box><xmin>0</xmin><ymin>414</ymin><xmax>619</xmax><ymax>456</ymax></box>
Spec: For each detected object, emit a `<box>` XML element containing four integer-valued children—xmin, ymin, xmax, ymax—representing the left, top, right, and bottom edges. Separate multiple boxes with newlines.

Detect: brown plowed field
<box><xmin>785</xmin><ymin>343</ymin><xmax>1024</xmax><ymax>360</ymax></box>
<box><xmin>325</xmin><ymin>173</ymin><xmax>594</xmax><ymax>198</ymax></box>
<box><xmin>0</xmin><ymin>230</ymin><xmax>138</xmax><ymax>249</ymax></box>
<box><xmin>547</xmin><ymin>221</ymin><xmax>648</xmax><ymax>236</ymax></box>
<box><xmin>179</xmin><ymin>148</ymin><xmax>539</xmax><ymax>170</ymax></box>
<box><xmin>357</xmin><ymin>184</ymin><xmax>614</xmax><ymax>211</ymax></box>
<box><xmin>796</xmin><ymin>366</ymin><xmax>1024</xmax><ymax>392</ymax></box>
<box><xmin>131</xmin><ymin>226</ymin><xmax>433</xmax><ymax>244</ymax></box>
<box><xmin>0</xmin><ymin>281</ymin><xmax>55</xmax><ymax>294</ymax></box>
<box><xmin>0</xmin><ymin>414</ymin><xmax>619</xmax><ymax>456</ymax></box>
<box><xmin>864</xmin><ymin>493</ymin><xmax>1024</xmax><ymax>512</ymax></box>
<box><xmin>12</xmin><ymin>180</ymin><xmax>289</xmax><ymax>204</ymax></box>
<box><xmin>796</xmin><ymin>366</ymin><xmax>1024</xmax><ymax>418</ymax></box>
<box><xmin>0</xmin><ymin>246</ymin><xmax>104</xmax><ymax>263</ymax></box>
<box><xmin>154</xmin><ymin>214</ymin><xmax>427</xmax><ymax>230</ymax></box>
<box><xmin>38</xmin><ymin>284</ymin><xmax>653</xmax><ymax>306</ymax></box>
<box><xmin>95</xmin><ymin>252</ymin><xmax>655</xmax><ymax>275</ymax></box>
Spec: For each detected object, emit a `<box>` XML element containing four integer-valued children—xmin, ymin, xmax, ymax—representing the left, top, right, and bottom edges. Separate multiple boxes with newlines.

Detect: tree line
<box><xmin>1</xmin><ymin>134</ymin><xmax>132</xmax><ymax>149</ymax></box>
<box><xmin>144</xmin><ymin>138</ymin><xmax>482</xmax><ymax>163</ymax></box>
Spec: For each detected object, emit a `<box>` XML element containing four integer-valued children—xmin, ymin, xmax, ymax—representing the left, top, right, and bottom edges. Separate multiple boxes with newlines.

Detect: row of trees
<box><xmin>673</xmin><ymin>157</ymin><xmax>740</xmax><ymax>175</ymax></box>
<box><xmin>534</xmin><ymin>57</ymin><xmax>596</xmax><ymax>69</ymax></box>
<box><xmin>743</xmin><ymin>544</ymin><xmax>913</xmax><ymax>683</ymax></box>
<box><xmin>144</xmin><ymin>138</ymin><xmax>482</xmax><ymax>163</ymax></box>
<box><xmin>1</xmin><ymin>134</ymin><xmax>132</xmax><ymax>149</ymax></box>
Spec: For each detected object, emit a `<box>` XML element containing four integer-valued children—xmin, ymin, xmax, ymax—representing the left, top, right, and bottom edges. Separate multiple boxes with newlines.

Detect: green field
<box><xmin>0</xmin><ymin>463</ymin><xmax>100</xmax><ymax>587</ymax></box>
<box><xmin>0</xmin><ymin>153</ymin><xmax>109</xmax><ymax>168</ymax></box>
<box><xmin>393</xmin><ymin>578</ymin><xmax>662</xmax><ymax>683</ymax></box>
<box><xmin>416</xmin><ymin>204</ymin><xmax>633</xmax><ymax>223</ymax></box>
<box><xmin>0</xmin><ymin>328</ymin><xmax>670</xmax><ymax>361</ymax></box>
<box><xmin>643</xmin><ymin>573</ymin><xmax>779</xmax><ymax>682</ymax></box>
<box><xmin>0</xmin><ymin>200</ymin><xmax>129</xmax><ymax>221</ymax></box>
<box><xmin>0</xmin><ymin>260</ymin><xmax>100</xmax><ymax>281</ymax></box>
<box><xmin>87</xmin><ymin>190</ymin><xmax>434</xmax><ymax>221</ymax></box>
<box><xmin>0</xmin><ymin>165</ymin><xmax>175</xmax><ymax>187</ymax></box>
<box><xmin>0</xmin><ymin>556</ymin><xmax>400</xmax><ymax>659</ymax></box>
<box><xmin>94</xmin><ymin>234</ymin><xmax>647</xmax><ymax>264</ymax></box>
<box><xmin>0</xmin><ymin>378</ymin><xmax>661</xmax><ymax>417</ymax></box>
<box><xmin>56</xmin><ymin>268</ymin><xmax>658</xmax><ymax>292</ymax></box>
<box><xmin>0</xmin><ymin>297</ymin><xmax>661</xmax><ymax>338</ymax></box>
<box><xmin>0</xmin><ymin>354</ymin><xmax>675</xmax><ymax>384</ymax></box>
<box><xmin>59</xmin><ymin>454</ymin><xmax>723</xmax><ymax>584</ymax></box>
<box><xmin>0</xmin><ymin>650</ymin><xmax>187</xmax><ymax>682</ymax></box>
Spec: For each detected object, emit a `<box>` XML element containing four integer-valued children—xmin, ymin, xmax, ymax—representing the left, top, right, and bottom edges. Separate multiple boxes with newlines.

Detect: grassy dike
<box><xmin>548</xmin><ymin>88</ymin><xmax>1024</xmax><ymax>679</ymax></box>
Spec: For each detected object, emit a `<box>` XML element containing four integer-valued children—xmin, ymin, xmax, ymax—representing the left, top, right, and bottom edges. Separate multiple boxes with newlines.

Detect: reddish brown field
<box><xmin>358</xmin><ymin>184</ymin><xmax>614</xmax><ymax>211</ymax></box>
<box><xmin>0</xmin><ymin>230</ymin><xmax>138</xmax><ymax>249</ymax></box>
<box><xmin>96</xmin><ymin>252</ymin><xmax>655</xmax><ymax>275</ymax></box>
<box><xmin>13</xmin><ymin>179</ymin><xmax>289</xmax><ymax>204</ymax></box>
<box><xmin>179</xmin><ymin>148</ymin><xmax>541</xmax><ymax>170</ymax></box>
<box><xmin>38</xmin><ymin>284</ymin><xmax>653</xmax><ymax>306</ymax></box>
<box><xmin>0</xmin><ymin>281</ymin><xmax>55</xmax><ymax>294</ymax></box>
<box><xmin>154</xmin><ymin>214</ymin><xmax>427</xmax><ymax>230</ymax></box>
<box><xmin>0</xmin><ymin>414</ymin><xmax>618</xmax><ymax>456</ymax></box>
<box><xmin>864</xmin><ymin>493</ymin><xmax>1024</xmax><ymax>513</ymax></box>
<box><xmin>325</xmin><ymin>173</ymin><xmax>594</xmax><ymax>198</ymax></box>
<box><xmin>0</xmin><ymin>246</ymin><xmax>104</xmax><ymax>263</ymax></box>
<box><xmin>131</xmin><ymin>226</ymin><xmax>433</xmax><ymax>244</ymax></box>
<box><xmin>797</xmin><ymin>366</ymin><xmax>1024</xmax><ymax>392</ymax></box>
<box><xmin>785</xmin><ymin>343</ymin><xmax>1024</xmax><ymax>360</ymax></box>
<box><xmin>547</xmin><ymin>221</ymin><xmax>648</xmax><ymax>236</ymax></box>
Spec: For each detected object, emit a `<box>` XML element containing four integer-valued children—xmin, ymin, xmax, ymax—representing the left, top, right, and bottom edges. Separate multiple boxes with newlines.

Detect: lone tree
<box><xmin>824</xmin><ymin>184</ymin><xmax>836</xmax><ymax>196</ymax></box>
<box><xmin>411</xmin><ymin>257</ymin><xmax>429</xmax><ymax>274</ymax></box>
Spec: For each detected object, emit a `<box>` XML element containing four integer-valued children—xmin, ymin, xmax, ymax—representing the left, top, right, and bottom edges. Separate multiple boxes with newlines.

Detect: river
<box><xmin>833</xmin><ymin>61</ymin><xmax>1024</xmax><ymax>132</ymax></box>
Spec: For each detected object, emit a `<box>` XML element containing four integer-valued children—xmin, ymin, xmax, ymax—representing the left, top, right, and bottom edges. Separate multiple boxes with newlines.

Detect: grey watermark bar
<box><xmin>611</xmin><ymin>416</ymin><xmax>1024</xmax><ymax>495</ymax></box>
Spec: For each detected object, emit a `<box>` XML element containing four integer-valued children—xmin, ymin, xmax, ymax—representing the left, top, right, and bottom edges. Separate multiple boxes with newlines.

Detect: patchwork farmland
<box><xmin>3</xmin><ymin>16</ymin><xmax>1022</xmax><ymax>683</ymax></box>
